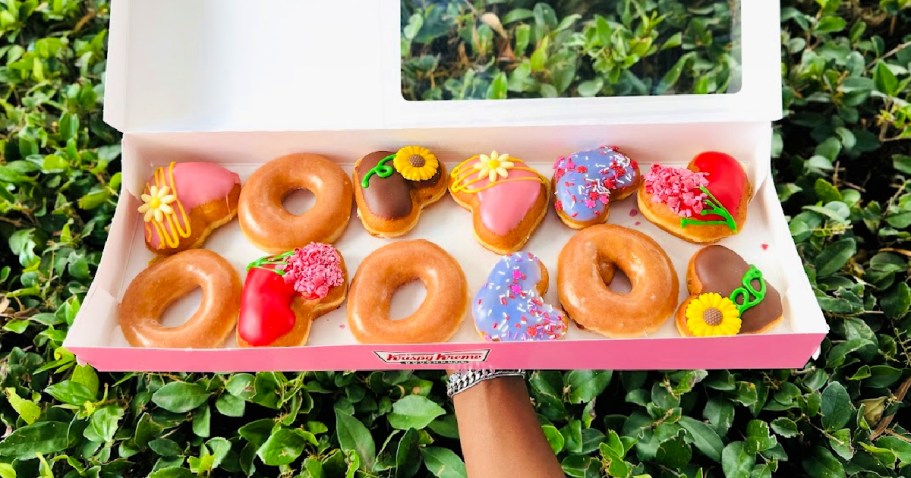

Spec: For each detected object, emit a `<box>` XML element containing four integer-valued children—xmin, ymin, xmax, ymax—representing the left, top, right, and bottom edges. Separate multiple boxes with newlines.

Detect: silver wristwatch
<box><xmin>446</xmin><ymin>369</ymin><xmax>525</xmax><ymax>398</ymax></box>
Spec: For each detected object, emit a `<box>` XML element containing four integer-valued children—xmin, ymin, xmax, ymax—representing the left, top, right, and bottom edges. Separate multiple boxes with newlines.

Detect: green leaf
<box><xmin>44</xmin><ymin>380</ymin><xmax>96</xmax><ymax>405</ymax></box>
<box><xmin>876</xmin><ymin>436</ymin><xmax>911</xmax><ymax>466</ymax></box>
<box><xmin>814</xmin><ymin>15</ymin><xmax>847</xmax><ymax>34</ymax></box>
<box><xmin>84</xmin><ymin>404</ymin><xmax>124</xmax><ymax>443</ymax></box>
<box><xmin>770</xmin><ymin>417</ymin><xmax>799</xmax><ymax>438</ymax></box>
<box><xmin>881</xmin><ymin>282</ymin><xmax>911</xmax><ymax>319</ymax></box>
<box><xmin>151</xmin><ymin>381</ymin><xmax>211</xmax><ymax>413</ymax></box>
<box><xmin>0</xmin><ymin>463</ymin><xmax>15</xmax><ymax>478</ymax></box>
<box><xmin>802</xmin><ymin>447</ymin><xmax>845</xmax><ymax>478</ymax></box>
<box><xmin>542</xmin><ymin>424</ymin><xmax>565</xmax><ymax>454</ymax></box>
<box><xmin>403</xmin><ymin>14</ymin><xmax>423</xmax><ymax>41</ymax></box>
<box><xmin>226</xmin><ymin>373</ymin><xmax>256</xmax><ymax>400</ymax></box>
<box><xmin>721</xmin><ymin>441</ymin><xmax>755</xmax><ymax>478</ymax></box>
<box><xmin>487</xmin><ymin>71</ymin><xmax>508</xmax><ymax>100</ymax></box>
<box><xmin>394</xmin><ymin>428</ymin><xmax>421</xmax><ymax>478</ymax></box>
<box><xmin>420</xmin><ymin>447</ymin><xmax>466</xmax><ymax>478</ymax></box>
<box><xmin>192</xmin><ymin>404</ymin><xmax>211</xmax><ymax>438</ymax></box>
<box><xmin>821</xmin><ymin>382</ymin><xmax>854</xmax><ymax>431</ymax></box>
<box><xmin>335</xmin><ymin>409</ymin><xmax>376</xmax><ymax>470</ymax></box>
<box><xmin>4</xmin><ymin>388</ymin><xmax>40</xmax><ymax>425</ymax></box>
<box><xmin>257</xmin><ymin>428</ymin><xmax>307</xmax><ymax>466</ymax></box>
<box><xmin>148</xmin><ymin>468</ymin><xmax>194</xmax><ymax>478</ymax></box>
<box><xmin>215</xmin><ymin>393</ymin><xmax>246</xmax><ymax>417</ymax></box>
<box><xmin>828</xmin><ymin>428</ymin><xmax>854</xmax><ymax>460</ymax></box>
<box><xmin>385</xmin><ymin>394</ymin><xmax>441</xmax><ymax>428</ymax></box>
<box><xmin>149</xmin><ymin>438</ymin><xmax>182</xmax><ymax>457</ymax></box>
<box><xmin>565</xmin><ymin>370</ymin><xmax>611</xmax><ymax>403</ymax></box>
<box><xmin>0</xmin><ymin>422</ymin><xmax>70</xmax><ymax>458</ymax></box>
<box><xmin>814</xmin><ymin>238</ymin><xmax>856</xmax><ymax>277</ymax></box>
<box><xmin>894</xmin><ymin>154</ymin><xmax>911</xmax><ymax>174</ymax></box>
<box><xmin>577</xmin><ymin>78</ymin><xmax>603</xmax><ymax>97</ymax></box>
<box><xmin>71</xmin><ymin>365</ymin><xmax>99</xmax><ymax>398</ymax></box>
<box><xmin>502</xmin><ymin>8</ymin><xmax>534</xmax><ymax>24</ymax></box>
<box><xmin>679</xmin><ymin>416</ymin><xmax>723</xmax><ymax>462</ymax></box>
<box><xmin>873</xmin><ymin>62</ymin><xmax>899</xmax><ymax>96</ymax></box>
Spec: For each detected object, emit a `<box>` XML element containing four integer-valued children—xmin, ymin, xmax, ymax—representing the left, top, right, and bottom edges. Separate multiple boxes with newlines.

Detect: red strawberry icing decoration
<box><xmin>238</xmin><ymin>243</ymin><xmax>344</xmax><ymax>346</ymax></box>
<box><xmin>690</xmin><ymin>151</ymin><xmax>748</xmax><ymax>222</ymax></box>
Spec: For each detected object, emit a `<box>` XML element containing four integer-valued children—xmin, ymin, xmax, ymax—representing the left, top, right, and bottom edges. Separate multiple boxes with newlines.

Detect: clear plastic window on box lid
<box><xmin>103</xmin><ymin>0</ymin><xmax>782</xmax><ymax>134</ymax></box>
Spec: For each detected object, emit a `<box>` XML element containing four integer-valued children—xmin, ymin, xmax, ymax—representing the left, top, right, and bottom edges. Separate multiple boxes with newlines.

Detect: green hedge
<box><xmin>1</xmin><ymin>0</ymin><xmax>910</xmax><ymax>477</ymax></box>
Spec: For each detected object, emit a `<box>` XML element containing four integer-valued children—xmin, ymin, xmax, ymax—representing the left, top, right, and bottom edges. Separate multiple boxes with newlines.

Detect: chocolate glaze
<box><xmin>356</xmin><ymin>151</ymin><xmax>413</xmax><ymax>219</ymax></box>
<box><xmin>693</xmin><ymin>245</ymin><xmax>782</xmax><ymax>333</ymax></box>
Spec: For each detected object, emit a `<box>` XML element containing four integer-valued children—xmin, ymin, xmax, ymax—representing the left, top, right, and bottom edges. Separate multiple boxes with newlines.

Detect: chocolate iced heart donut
<box><xmin>473</xmin><ymin>252</ymin><xmax>568</xmax><ymax>341</ymax></box>
<box><xmin>638</xmin><ymin>151</ymin><xmax>751</xmax><ymax>243</ymax></box>
<box><xmin>553</xmin><ymin>146</ymin><xmax>641</xmax><ymax>229</ymax></box>
<box><xmin>353</xmin><ymin>147</ymin><xmax>448</xmax><ymax>238</ymax></box>
<box><xmin>675</xmin><ymin>245</ymin><xmax>783</xmax><ymax>336</ymax></box>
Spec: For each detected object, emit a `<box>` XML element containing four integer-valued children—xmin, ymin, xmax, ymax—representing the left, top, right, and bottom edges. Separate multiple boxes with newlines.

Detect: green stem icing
<box><xmin>728</xmin><ymin>265</ymin><xmax>766</xmax><ymax>314</ymax></box>
<box><xmin>679</xmin><ymin>186</ymin><xmax>737</xmax><ymax>231</ymax></box>
<box><xmin>246</xmin><ymin>251</ymin><xmax>294</xmax><ymax>275</ymax></box>
<box><xmin>361</xmin><ymin>154</ymin><xmax>396</xmax><ymax>188</ymax></box>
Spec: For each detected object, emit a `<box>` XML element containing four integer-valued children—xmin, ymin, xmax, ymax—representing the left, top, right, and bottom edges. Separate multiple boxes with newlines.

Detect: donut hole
<box><xmin>388</xmin><ymin>280</ymin><xmax>427</xmax><ymax>321</ymax></box>
<box><xmin>600</xmin><ymin>263</ymin><xmax>632</xmax><ymax>295</ymax></box>
<box><xmin>282</xmin><ymin>188</ymin><xmax>315</xmax><ymax>215</ymax></box>
<box><xmin>159</xmin><ymin>287</ymin><xmax>202</xmax><ymax>328</ymax></box>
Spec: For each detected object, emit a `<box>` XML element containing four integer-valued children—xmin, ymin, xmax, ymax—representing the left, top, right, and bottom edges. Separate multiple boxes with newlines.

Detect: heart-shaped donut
<box><xmin>473</xmin><ymin>252</ymin><xmax>568</xmax><ymax>341</ymax></box>
<box><xmin>675</xmin><ymin>245</ymin><xmax>783</xmax><ymax>337</ymax></box>
<box><xmin>353</xmin><ymin>147</ymin><xmax>448</xmax><ymax>238</ymax></box>
<box><xmin>637</xmin><ymin>151</ymin><xmax>751</xmax><ymax>243</ymax></box>
<box><xmin>553</xmin><ymin>146</ymin><xmax>641</xmax><ymax>229</ymax></box>
<box><xmin>450</xmin><ymin>151</ymin><xmax>549</xmax><ymax>254</ymax></box>
<box><xmin>237</xmin><ymin>243</ymin><xmax>347</xmax><ymax>347</ymax></box>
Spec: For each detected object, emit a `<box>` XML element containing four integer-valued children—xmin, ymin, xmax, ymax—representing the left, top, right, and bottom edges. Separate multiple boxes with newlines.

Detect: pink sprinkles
<box><xmin>282</xmin><ymin>243</ymin><xmax>344</xmax><ymax>300</ymax></box>
<box><xmin>643</xmin><ymin>164</ymin><xmax>709</xmax><ymax>217</ymax></box>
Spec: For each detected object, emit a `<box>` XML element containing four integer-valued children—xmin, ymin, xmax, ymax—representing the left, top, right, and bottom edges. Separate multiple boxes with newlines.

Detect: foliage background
<box><xmin>1</xmin><ymin>0</ymin><xmax>911</xmax><ymax>477</ymax></box>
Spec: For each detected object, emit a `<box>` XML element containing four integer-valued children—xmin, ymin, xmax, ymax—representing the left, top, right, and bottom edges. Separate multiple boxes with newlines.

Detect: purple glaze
<box><xmin>473</xmin><ymin>252</ymin><xmax>568</xmax><ymax>342</ymax></box>
<box><xmin>553</xmin><ymin>146</ymin><xmax>639</xmax><ymax>222</ymax></box>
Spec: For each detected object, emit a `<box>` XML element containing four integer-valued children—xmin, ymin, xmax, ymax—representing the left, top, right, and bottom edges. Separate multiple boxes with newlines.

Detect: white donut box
<box><xmin>64</xmin><ymin>0</ymin><xmax>828</xmax><ymax>371</ymax></box>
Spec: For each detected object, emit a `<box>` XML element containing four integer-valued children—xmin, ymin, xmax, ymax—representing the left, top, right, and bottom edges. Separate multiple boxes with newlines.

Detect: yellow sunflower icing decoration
<box><xmin>685</xmin><ymin>292</ymin><xmax>742</xmax><ymax>337</ymax></box>
<box><xmin>139</xmin><ymin>162</ymin><xmax>192</xmax><ymax>249</ymax></box>
<box><xmin>393</xmin><ymin>146</ymin><xmax>439</xmax><ymax>181</ymax></box>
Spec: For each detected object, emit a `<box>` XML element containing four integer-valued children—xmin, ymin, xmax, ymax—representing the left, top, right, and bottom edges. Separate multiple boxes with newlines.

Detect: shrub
<box><xmin>0</xmin><ymin>0</ymin><xmax>909</xmax><ymax>477</ymax></box>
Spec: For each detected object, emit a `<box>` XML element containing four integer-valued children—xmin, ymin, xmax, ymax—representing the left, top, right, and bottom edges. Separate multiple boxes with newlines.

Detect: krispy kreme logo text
<box><xmin>375</xmin><ymin>350</ymin><xmax>490</xmax><ymax>364</ymax></box>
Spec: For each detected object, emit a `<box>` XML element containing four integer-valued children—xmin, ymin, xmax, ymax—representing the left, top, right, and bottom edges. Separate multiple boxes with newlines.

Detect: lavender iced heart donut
<box><xmin>552</xmin><ymin>146</ymin><xmax>641</xmax><ymax>229</ymax></box>
<box><xmin>473</xmin><ymin>252</ymin><xmax>568</xmax><ymax>342</ymax></box>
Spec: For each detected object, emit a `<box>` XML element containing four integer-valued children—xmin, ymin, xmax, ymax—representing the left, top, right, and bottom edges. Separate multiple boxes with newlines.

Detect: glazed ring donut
<box><xmin>557</xmin><ymin>224</ymin><xmax>678</xmax><ymax>337</ymax></box>
<box><xmin>347</xmin><ymin>240</ymin><xmax>468</xmax><ymax>343</ymax></box>
<box><xmin>239</xmin><ymin>153</ymin><xmax>353</xmax><ymax>253</ymax></box>
<box><xmin>118</xmin><ymin>249</ymin><xmax>241</xmax><ymax>348</ymax></box>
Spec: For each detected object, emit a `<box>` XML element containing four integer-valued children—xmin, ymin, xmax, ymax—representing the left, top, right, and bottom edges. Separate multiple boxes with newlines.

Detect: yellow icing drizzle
<box><xmin>143</xmin><ymin>162</ymin><xmax>192</xmax><ymax>249</ymax></box>
<box><xmin>450</xmin><ymin>155</ymin><xmax>546</xmax><ymax>194</ymax></box>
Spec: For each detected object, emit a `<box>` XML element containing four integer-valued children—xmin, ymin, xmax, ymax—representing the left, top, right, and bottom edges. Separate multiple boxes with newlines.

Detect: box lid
<box><xmin>104</xmin><ymin>0</ymin><xmax>783</xmax><ymax>133</ymax></box>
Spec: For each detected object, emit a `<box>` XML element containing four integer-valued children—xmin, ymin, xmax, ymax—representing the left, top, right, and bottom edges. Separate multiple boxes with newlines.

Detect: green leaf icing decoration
<box><xmin>361</xmin><ymin>154</ymin><xmax>396</xmax><ymax>188</ymax></box>
<box><xmin>679</xmin><ymin>186</ymin><xmax>737</xmax><ymax>231</ymax></box>
<box><xmin>246</xmin><ymin>251</ymin><xmax>294</xmax><ymax>275</ymax></box>
<box><xmin>728</xmin><ymin>265</ymin><xmax>766</xmax><ymax>314</ymax></box>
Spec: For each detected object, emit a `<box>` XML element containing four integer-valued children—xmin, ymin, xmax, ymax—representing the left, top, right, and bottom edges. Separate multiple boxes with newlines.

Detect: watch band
<box><xmin>446</xmin><ymin>369</ymin><xmax>525</xmax><ymax>398</ymax></box>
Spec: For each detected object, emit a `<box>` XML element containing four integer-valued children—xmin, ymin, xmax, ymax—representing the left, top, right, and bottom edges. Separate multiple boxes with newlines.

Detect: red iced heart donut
<box><xmin>637</xmin><ymin>151</ymin><xmax>751</xmax><ymax>243</ymax></box>
<box><xmin>237</xmin><ymin>243</ymin><xmax>348</xmax><ymax>347</ymax></box>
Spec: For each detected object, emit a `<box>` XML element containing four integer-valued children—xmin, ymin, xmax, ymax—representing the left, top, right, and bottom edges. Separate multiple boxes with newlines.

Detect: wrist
<box><xmin>446</xmin><ymin>369</ymin><xmax>525</xmax><ymax>398</ymax></box>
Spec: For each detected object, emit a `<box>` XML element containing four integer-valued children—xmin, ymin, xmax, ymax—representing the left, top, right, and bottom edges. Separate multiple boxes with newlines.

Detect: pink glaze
<box><xmin>463</xmin><ymin>158</ymin><xmax>543</xmax><ymax>235</ymax></box>
<box><xmin>283</xmin><ymin>243</ymin><xmax>344</xmax><ymax>299</ymax></box>
<box><xmin>146</xmin><ymin>162</ymin><xmax>240</xmax><ymax>249</ymax></box>
<box><xmin>643</xmin><ymin>164</ymin><xmax>708</xmax><ymax>217</ymax></box>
